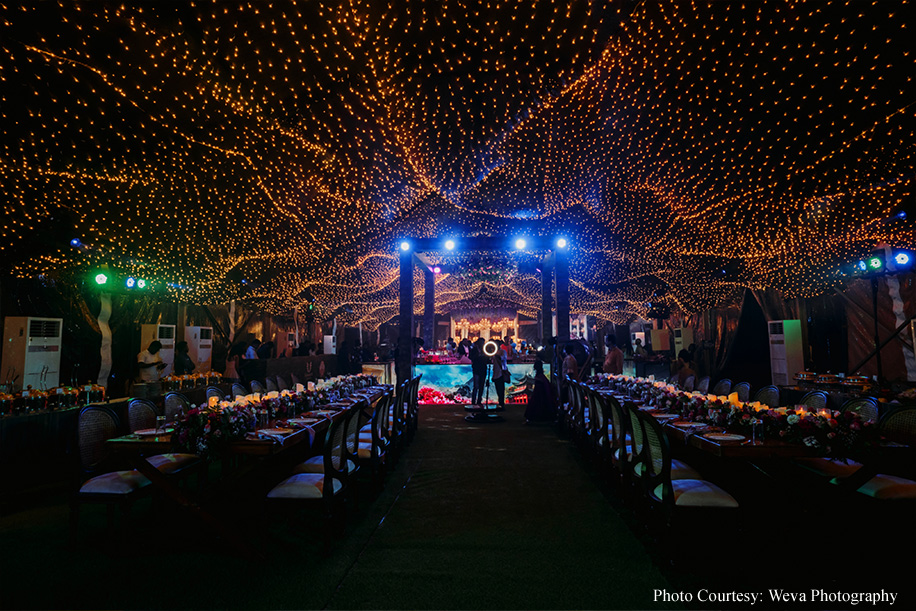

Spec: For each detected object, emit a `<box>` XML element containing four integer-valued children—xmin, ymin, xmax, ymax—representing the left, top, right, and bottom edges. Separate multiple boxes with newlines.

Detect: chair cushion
<box><xmin>853</xmin><ymin>474</ymin><xmax>916</xmax><ymax>500</ymax></box>
<box><xmin>796</xmin><ymin>457</ymin><xmax>862</xmax><ymax>479</ymax></box>
<box><xmin>656</xmin><ymin>479</ymin><xmax>739</xmax><ymax>507</ymax></box>
<box><xmin>294</xmin><ymin>456</ymin><xmax>357</xmax><ymax>474</ymax></box>
<box><xmin>671</xmin><ymin>459</ymin><xmax>702</xmax><ymax>480</ymax></box>
<box><xmin>147</xmin><ymin>453</ymin><xmax>199</xmax><ymax>474</ymax></box>
<box><xmin>266</xmin><ymin>473</ymin><xmax>342</xmax><ymax>499</ymax></box>
<box><xmin>80</xmin><ymin>470</ymin><xmax>150</xmax><ymax>495</ymax></box>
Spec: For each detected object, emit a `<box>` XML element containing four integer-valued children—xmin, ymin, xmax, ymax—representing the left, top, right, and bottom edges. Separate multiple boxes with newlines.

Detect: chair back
<box><xmin>342</xmin><ymin>399</ymin><xmax>367</xmax><ymax>469</ymax></box>
<box><xmin>839</xmin><ymin>397</ymin><xmax>879</xmax><ymax>423</ymax></box>
<box><xmin>231</xmin><ymin>383</ymin><xmax>247</xmax><ymax>398</ymax></box>
<box><xmin>206</xmin><ymin>386</ymin><xmax>226</xmax><ymax>402</ymax></box>
<box><xmin>752</xmin><ymin>385</ymin><xmax>780</xmax><ymax>408</ymax></box>
<box><xmin>77</xmin><ymin>405</ymin><xmax>119</xmax><ymax>472</ymax></box>
<box><xmin>266</xmin><ymin>378</ymin><xmax>279</xmax><ymax>392</ymax></box>
<box><xmin>732</xmin><ymin>382</ymin><xmax>751</xmax><ymax>403</ymax></box>
<box><xmin>667</xmin><ymin>374</ymin><xmax>678</xmax><ymax>385</ymax></box>
<box><xmin>587</xmin><ymin>387</ymin><xmax>608</xmax><ymax>453</ymax></box>
<box><xmin>390</xmin><ymin>379</ymin><xmax>409</xmax><ymax>444</ymax></box>
<box><xmin>607</xmin><ymin>395</ymin><xmax>632</xmax><ymax>481</ymax></box>
<box><xmin>370</xmin><ymin>388</ymin><xmax>394</xmax><ymax>458</ymax></box>
<box><xmin>799</xmin><ymin>390</ymin><xmax>828</xmax><ymax>412</ymax></box>
<box><xmin>163</xmin><ymin>392</ymin><xmax>189</xmax><ymax>422</ymax></box>
<box><xmin>711</xmin><ymin>379</ymin><xmax>732</xmax><ymax>396</ymax></box>
<box><xmin>682</xmin><ymin>376</ymin><xmax>696</xmax><ymax>392</ymax></box>
<box><xmin>276</xmin><ymin>375</ymin><xmax>290</xmax><ymax>391</ymax></box>
<box><xmin>877</xmin><ymin>407</ymin><xmax>916</xmax><ymax>445</ymax></box>
<box><xmin>127</xmin><ymin>398</ymin><xmax>158</xmax><ymax>433</ymax></box>
<box><xmin>321</xmin><ymin>411</ymin><xmax>350</xmax><ymax>494</ymax></box>
<box><xmin>290</xmin><ymin>373</ymin><xmax>301</xmax><ymax>388</ymax></box>
<box><xmin>250</xmin><ymin>380</ymin><xmax>266</xmax><ymax>393</ymax></box>
<box><xmin>696</xmin><ymin>376</ymin><xmax>710</xmax><ymax>394</ymax></box>
<box><xmin>626</xmin><ymin>402</ymin><xmax>646</xmax><ymax>478</ymax></box>
<box><xmin>407</xmin><ymin>374</ymin><xmax>422</xmax><ymax>435</ymax></box>
<box><xmin>635</xmin><ymin>409</ymin><xmax>674</xmax><ymax>506</ymax></box>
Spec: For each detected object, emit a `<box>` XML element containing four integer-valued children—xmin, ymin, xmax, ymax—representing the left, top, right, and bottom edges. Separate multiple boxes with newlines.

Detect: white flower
<box><xmin>787</xmin><ymin>414</ymin><xmax>800</xmax><ymax>425</ymax></box>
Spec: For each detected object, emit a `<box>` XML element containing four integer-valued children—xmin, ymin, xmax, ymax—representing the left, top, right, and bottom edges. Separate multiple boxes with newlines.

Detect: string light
<box><xmin>0</xmin><ymin>1</ymin><xmax>913</xmax><ymax>330</ymax></box>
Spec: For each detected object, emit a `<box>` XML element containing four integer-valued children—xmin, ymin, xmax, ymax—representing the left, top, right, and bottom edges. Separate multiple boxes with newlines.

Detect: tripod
<box><xmin>465</xmin><ymin>361</ymin><xmax>504</xmax><ymax>423</ymax></box>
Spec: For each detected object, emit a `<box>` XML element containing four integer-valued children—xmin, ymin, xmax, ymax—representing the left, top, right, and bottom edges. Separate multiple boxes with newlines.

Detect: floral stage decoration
<box><xmin>589</xmin><ymin>374</ymin><xmax>877</xmax><ymax>457</ymax></box>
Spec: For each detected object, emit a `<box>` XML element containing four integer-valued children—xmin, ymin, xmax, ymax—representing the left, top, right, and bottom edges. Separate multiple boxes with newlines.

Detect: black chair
<box><xmin>70</xmin><ymin>406</ymin><xmax>152</xmax><ymax>544</ymax></box>
<box><xmin>127</xmin><ymin>398</ymin><xmax>159</xmax><ymax>433</ymax></box>
<box><xmin>265</xmin><ymin>377</ymin><xmax>279</xmax><ymax>392</ymax></box>
<box><xmin>389</xmin><ymin>380</ymin><xmax>410</xmax><ymax>461</ymax></box>
<box><xmin>163</xmin><ymin>392</ymin><xmax>189</xmax><ymax>423</ymax></box>
<box><xmin>250</xmin><ymin>380</ymin><xmax>266</xmax><ymax>394</ymax></box>
<box><xmin>840</xmin><ymin>396</ymin><xmax>879</xmax><ymax>423</ymax></box>
<box><xmin>711</xmin><ymin>379</ymin><xmax>732</xmax><ymax>396</ymax></box>
<box><xmin>357</xmin><ymin>388</ymin><xmax>394</xmax><ymax>494</ymax></box>
<box><xmin>127</xmin><ymin>399</ymin><xmax>202</xmax><ymax>477</ymax></box>
<box><xmin>799</xmin><ymin>390</ymin><xmax>829</xmax><ymax>412</ymax></box>
<box><xmin>405</xmin><ymin>374</ymin><xmax>422</xmax><ymax>443</ymax></box>
<box><xmin>266</xmin><ymin>408</ymin><xmax>353</xmax><ymax>554</ymax></box>
<box><xmin>695</xmin><ymin>376</ymin><xmax>710</xmax><ymax>394</ymax></box>
<box><xmin>732</xmin><ymin>382</ymin><xmax>751</xmax><ymax>403</ymax></box>
<box><xmin>276</xmin><ymin>375</ymin><xmax>290</xmax><ymax>391</ymax></box>
<box><xmin>752</xmin><ymin>385</ymin><xmax>780</xmax><ymax>408</ymax></box>
<box><xmin>205</xmin><ymin>386</ymin><xmax>226</xmax><ymax>402</ymax></box>
<box><xmin>682</xmin><ymin>376</ymin><xmax>696</xmax><ymax>392</ymax></box>
<box><xmin>231</xmin><ymin>382</ymin><xmax>247</xmax><ymax>397</ymax></box>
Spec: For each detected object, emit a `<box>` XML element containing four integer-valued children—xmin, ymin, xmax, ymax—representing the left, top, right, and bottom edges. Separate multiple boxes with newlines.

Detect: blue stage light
<box><xmin>856</xmin><ymin>260</ymin><xmax>868</xmax><ymax>272</ymax></box>
<box><xmin>444</xmin><ymin>239</ymin><xmax>456</xmax><ymax>251</ymax></box>
<box><xmin>514</xmin><ymin>238</ymin><xmax>526</xmax><ymax>250</ymax></box>
<box><xmin>69</xmin><ymin>238</ymin><xmax>82</xmax><ymax>248</ymax></box>
<box><xmin>894</xmin><ymin>251</ymin><xmax>912</xmax><ymax>267</ymax></box>
<box><xmin>556</xmin><ymin>238</ymin><xmax>568</xmax><ymax>249</ymax></box>
<box><xmin>125</xmin><ymin>277</ymin><xmax>136</xmax><ymax>289</ymax></box>
<box><xmin>399</xmin><ymin>241</ymin><xmax>411</xmax><ymax>252</ymax></box>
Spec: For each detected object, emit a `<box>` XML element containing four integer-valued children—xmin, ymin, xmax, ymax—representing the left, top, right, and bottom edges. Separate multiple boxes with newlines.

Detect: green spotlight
<box><xmin>94</xmin><ymin>273</ymin><xmax>109</xmax><ymax>285</ymax></box>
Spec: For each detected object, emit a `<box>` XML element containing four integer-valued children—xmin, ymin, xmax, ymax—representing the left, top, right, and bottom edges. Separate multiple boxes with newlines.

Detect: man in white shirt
<box><xmin>245</xmin><ymin>338</ymin><xmax>261</xmax><ymax>360</ymax></box>
<box><xmin>137</xmin><ymin>341</ymin><xmax>166</xmax><ymax>382</ymax></box>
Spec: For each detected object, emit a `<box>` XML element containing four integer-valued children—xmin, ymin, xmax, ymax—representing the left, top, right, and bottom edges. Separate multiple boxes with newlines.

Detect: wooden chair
<box><xmin>276</xmin><ymin>375</ymin><xmax>290</xmax><ymax>391</ymax></box>
<box><xmin>265</xmin><ymin>377</ymin><xmax>279</xmax><ymax>392</ymax></box>
<box><xmin>682</xmin><ymin>375</ymin><xmax>696</xmax><ymax>392</ymax></box>
<box><xmin>732</xmin><ymin>382</ymin><xmax>751</xmax><ymax>403</ymax></box>
<box><xmin>389</xmin><ymin>380</ymin><xmax>410</xmax><ymax>461</ymax></box>
<box><xmin>840</xmin><ymin>396</ymin><xmax>879</xmax><ymax>423</ymax></box>
<box><xmin>163</xmin><ymin>392</ymin><xmax>189</xmax><ymax>423</ymax></box>
<box><xmin>695</xmin><ymin>376</ymin><xmax>710</xmax><ymax>394</ymax></box>
<box><xmin>633</xmin><ymin>408</ymin><xmax>738</xmax><ymax>562</ymax></box>
<box><xmin>799</xmin><ymin>390</ymin><xmax>828</xmax><ymax>412</ymax></box>
<box><xmin>605</xmin><ymin>395</ymin><xmax>632</xmax><ymax>489</ymax></box>
<box><xmin>250</xmin><ymin>380</ymin><xmax>266</xmax><ymax>394</ymax></box>
<box><xmin>70</xmin><ymin>406</ymin><xmax>152</xmax><ymax>544</ymax></box>
<box><xmin>711</xmin><ymin>378</ymin><xmax>732</xmax><ymax>396</ymax></box>
<box><xmin>127</xmin><ymin>399</ymin><xmax>202</xmax><ymax>477</ymax></box>
<box><xmin>357</xmin><ymin>388</ymin><xmax>393</xmax><ymax>494</ymax></box>
<box><xmin>752</xmin><ymin>385</ymin><xmax>780</xmax><ymax>408</ymax></box>
<box><xmin>231</xmin><ymin>382</ymin><xmax>247</xmax><ymax>398</ymax></box>
<box><xmin>290</xmin><ymin>373</ymin><xmax>302</xmax><ymax>388</ymax></box>
<box><xmin>585</xmin><ymin>388</ymin><xmax>611</xmax><ymax>474</ymax></box>
<box><xmin>266</xmin><ymin>409</ymin><xmax>353</xmax><ymax>554</ymax></box>
<box><xmin>205</xmin><ymin>386</ymin><xmax>226</xmax><ymax>402</ymax></box>
<box><xmin>405</xmin><ymin>374</ymin><xmax>422</xmax><ymax>443</ymax></box>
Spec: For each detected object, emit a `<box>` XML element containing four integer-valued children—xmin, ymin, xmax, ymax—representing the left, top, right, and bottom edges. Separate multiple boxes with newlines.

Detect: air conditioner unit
<box><xmin>184</xmin><ymin>326</ymin><xmax>213</xmax><ymax>371</ymax></box>
<box><xmin>140</xmin><ymin>324</ymin><xmax>176</xmax><ymax>377</ymax></box>
<box><xmin>768</xmin><ymin>320</ymin><xmax>804</xmax><ymax>386</ymax></box>
<box><xmin>323</xmin><ymin>334</ymin><xmax>337</xmax><ymax>355</ymax></box>
<box><xmin>2</xmin><ymin>317</ymin><xmax>63</xmax><ymax>392</ymax></box>
<box><xmin>287</xmin><ymin>332</ymin><xmax>298</xmax><ymax>350</ymax></box>
<box><xmin>673</xmin><ymin>327</ymin><xmax>694</xmax><ymax>355</ymax></box>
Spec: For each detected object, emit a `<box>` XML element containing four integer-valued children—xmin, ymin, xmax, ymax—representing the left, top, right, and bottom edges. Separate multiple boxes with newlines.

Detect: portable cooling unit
<box><xmin>2</xmin><ymin>317</ymin><xmax>63</xmax><ymax>392</ymax></box>
<box><xmin>184</xmin><ymin>326</ymin><xmax>213</xmax><ymax>371</ymax></box>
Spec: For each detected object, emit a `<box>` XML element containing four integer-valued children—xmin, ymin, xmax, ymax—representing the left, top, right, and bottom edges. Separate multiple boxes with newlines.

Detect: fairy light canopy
<box><xmin>2</xmin><ymin>1</ymin><xmax>914</xmax><ymax>329</ymax></box>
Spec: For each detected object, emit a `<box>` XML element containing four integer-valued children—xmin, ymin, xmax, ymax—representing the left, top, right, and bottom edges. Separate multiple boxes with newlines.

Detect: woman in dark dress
<box><xmin>525</xmin><ymin>358</ymin><xmax>556</xmax><ymax>423</ymax></box>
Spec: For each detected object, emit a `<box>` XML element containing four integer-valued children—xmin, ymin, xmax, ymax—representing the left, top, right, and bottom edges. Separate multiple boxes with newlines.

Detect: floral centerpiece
<box><xmin>173</xmin><ymin>403</ymin><xmax>256</xmax><ymax>458</ymax></box>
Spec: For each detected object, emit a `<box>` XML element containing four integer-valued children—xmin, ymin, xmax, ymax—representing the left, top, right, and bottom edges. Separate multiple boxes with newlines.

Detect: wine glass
<box><xmin>155</xmin><ymin>415</ymin><xmax>166</xmax><ymax>434</ymax></box>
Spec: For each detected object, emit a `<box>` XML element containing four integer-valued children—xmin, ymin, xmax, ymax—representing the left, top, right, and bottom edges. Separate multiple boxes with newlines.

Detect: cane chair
<box><xmin>634</xmin><ymin>409</ymin><xmax>738</xmax><ymax>545</ymax></box>
<box><xmin>70</xmin><ymin>406</ymin><xmax>151</xmax><ymax>543</ymax></box>
<box><xmin>840</xmin><ymin>397</ymin><xmax>880</xmax><ymax>423</ymax></box>
<box><xmin>606</xmin><ymin>395</ymin><xmax>632</xmax><ymax>488</ymax></box>
<box><xmin>206</xmin><ymin>386</ymin><xmax>226</xmax><ymax>402</ymax></box>
<box><xmin>732</xmin><ymin>382</ymin><xmax>751</xmax><ymax>403</ymax></box>
<box><xmin>250</xmin><ymin>380</ymin><xmax>266</xmax><ymax>394</ymax></box>
<box><xmin>231</xmin><ymin>382</ymin><xmax>248</xmax><ymax>398</ymax></box>
<box><xmin>357</xmin><ymin>388</ymin><xmax>394</xmax><ymax>493</ymax></box>
<box><xmin>799</xmin><ymin>390</ymin><xmax>829</xmax><ymax>412</ymax></box>
<box><xmin>266</xmin><ymin>409</ymin><xmax>352</xmax><ymax>553</ymax></box>
<box><xmin>628</xmin><ymin>404</ymin><xmax>702</xmax><ymax>484</ymax></box>
<box><xmin>276</xmin><ymin>375</ymin><xmax>290</xmax><ymax>391</ymax></box>
<box><xmin>389</xmin><ymin>379</ymin><xmax>410</xmax><ymax>461</ymax></box>
<box><xmin>265</xmin><ymin>377</ymin><xmax>279</xmax><ymax>392</ymax></box>
<box><xmin>695</xmin><ymin>376</ymin><xmax>710</xmax><ymax>394</ymax></box>
<box><xmin>292</xmin><ymin>400</ymin><xmax>365</xmax><ymax>491</ymax></box>
<box><xmin>752</xmin><ymin>385</ymin><xmax>780</xmax><ymax>408</ymax></box>
<box><xmin>406</xmin><ymin>374</ymin><xmax>422</xmax><ymax>442</ymax></box>
<box><xmin>290</xmin><ymin>373</ymin><xmax>302</xmax><ymax>388</ymax></box>
<box><xmin>163</xmin><ymin>392</ymin><xmax>189</xmax><ymax>423</ymax></box>
<box><xmin>586</xmin><ymin>388</ymin><xmax>611</xmax><ymax>473</ymax></box>
<box><xmin>682</xmin><ymin>376</ymin><xmax>696</xmax><ymax>392</ymax></box>
<box><xmin>711</xmin><ymin>379</ymin><xmax>732</xmax><ymax>396</ymax></box>
<box><xmin>127</xmin><ymin>399</ymin><xmax>201</xmax><ymax>476</ymax></box>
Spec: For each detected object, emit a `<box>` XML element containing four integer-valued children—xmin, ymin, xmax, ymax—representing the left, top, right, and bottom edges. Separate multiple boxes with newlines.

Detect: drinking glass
<box><xmin>156</xmin><ymin>415</ymin><xmax>166</xmax><ymax>434</ymax></box>
<box><xmin>257</xmin><ymin>409</ymin><xmax>269</xmax><ymax>430</ymax></box>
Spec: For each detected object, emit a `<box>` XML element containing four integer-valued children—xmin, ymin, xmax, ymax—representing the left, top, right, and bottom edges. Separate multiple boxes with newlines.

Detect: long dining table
<box><xmin>105</xmin><ymin>385</ymin><xmax>388</xmax><ymax>556</ymax></box>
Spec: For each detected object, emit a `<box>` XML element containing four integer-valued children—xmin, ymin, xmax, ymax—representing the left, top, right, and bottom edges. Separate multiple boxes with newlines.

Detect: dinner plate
<box><xmin>304</xmin><ymin>410</ymin><xmax>338</xmax><ymax>417</ymax></box>
<box><xmin>703</xmin><ymin>433</ymin><xmax>745</xmax><ymax>442</ymax></box>
<box><xmin>653</xmin><ymin>414</ymin><xmax>679</xmax><ymax>420</ymax></box>
<box><xmin>671</xmin><ymin>421</ymin><xmax>702</xmax><ymax>428</ymax></box>
<box><xmin>135</xmin><ymin>428</ymin><xmax>173</xmax><ymax>436</ymax></box>
<box><xmin>259</xmin><ymin>428</ymin><xmax>294</xmax><ymax>436</ymax></box>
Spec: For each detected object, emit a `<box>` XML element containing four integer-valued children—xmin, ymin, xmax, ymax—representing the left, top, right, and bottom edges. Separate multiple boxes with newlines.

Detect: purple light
<box><xmin>433</xmin><ymin>266</ymin><xmax>441</xmax><ymax>274</ymax></box>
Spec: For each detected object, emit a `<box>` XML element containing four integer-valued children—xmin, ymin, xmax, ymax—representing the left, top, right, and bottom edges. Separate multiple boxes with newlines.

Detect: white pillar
<box><xmin>96</xmin><ymin>292</ymin><xmax>113</xmax><ymax>389</ymax></box>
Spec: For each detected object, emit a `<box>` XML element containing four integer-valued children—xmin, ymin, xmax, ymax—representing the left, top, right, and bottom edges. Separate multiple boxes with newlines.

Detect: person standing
<box><xmin>470</xmin><ymin>338</ymin><xmax>487</xmax><ymax>405</ymax></box>
<box><xmin>137</xmin><ymin>340</ymin><xmax>166</xmax><ymax>382</ymax></box>
<box><xmin>603</xmin><ymin>334</ymin><xmax>623</xmax><ymax>375</ymax></box>
<box><xmin>524</xmin><ymin>358</ymin><xmax>556</xmax><ymax>424</ymax></box>
<box><xmin>245</xmin><ymin>338</ymin><xmax>261</xmax><ymax>360</ymax></box>
<box><xmin>560</xmin><ymin>343</ymin><xmax>578</xmax><ymax>404</ymax></box>
<box><xmin>173</xmin><ymin>341</ymin><xmax>195</xmax><ymax>376</ymax></box>
<box><xmin>492</xmin><ymin>340</ymin><xmax>509</xmax><ymax>410</ymax></box>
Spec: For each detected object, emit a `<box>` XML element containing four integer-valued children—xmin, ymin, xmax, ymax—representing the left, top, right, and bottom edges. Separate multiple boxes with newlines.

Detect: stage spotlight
<box><xmin>433</xmin><ymin>266</ymin><xmax>441</xmax><ymax>274</ymax></box>
<box><xmin>399</xmin><ymin>241</ymin><xmax>411</xmax><ymax>252</ymax></box>
<box><xmin>94</xmin><ymin>273</ymin><xmax>108</xmax><ymax>285</ymax></box>
<box><xmin>856</xmin><ymin>260</ymin><xmax>868</xmax><ymax>272</ymax></box>
<box><xmin>894</xmin><ymin>251</ymin><xmax>912</xmax><ymax>267</ymax></box>
<box><xmin>444</xmin><ymin>239</ymin><xmax>456</xmax><ymax>251</ymax></box>
<box><xmin>514</xmin><ymin>238</ymin><xmax>526</xmax><ymax>250</ymax></box>
<box><xmin>556</xmin><ymin>237</ymin><xmax>567</xmax><ymax>249</ymax></box>
<box><xmin>137</xmin><ymin>278</ymin><xmax>147</xmax><ymax>289</ymax></box>
<box><xmin>483</xmin><ymin>340</ymin><xmax>499</xmax><ymax>356</ymax></box>
<box><xmin>69</xmin><ymin>238</ymin><xmax>83</xmax><ymax>249</ymax></box>
<box><xmin>125</xmin><ymin>277</ymin><xmax>136</xmax><ymax>289</ymax></box>
<box><xmin>867</xmin><ymin>256</ymin><xmax>884</xmax><ymax>272</ymax></box>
